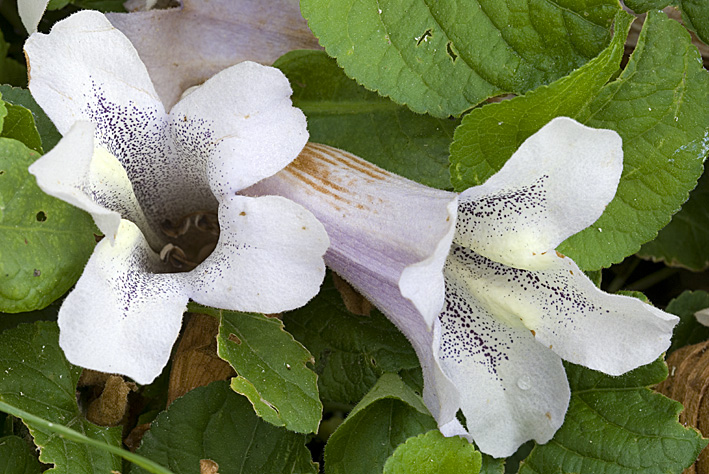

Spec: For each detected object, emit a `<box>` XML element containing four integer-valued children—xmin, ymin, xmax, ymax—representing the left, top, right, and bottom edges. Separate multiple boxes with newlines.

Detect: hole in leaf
<box><xmin>33</xmin><ymin>269</ymin><xmax>41</xmax><ymax>277</ymax></box>
<box><xmin>446</xmin><ymin>41</ymin><xmax>458</xmax><ymax>62</ymax></box>
<box><xmin>0</xmin><ymin>170</ymin><xmax>5</xmax><ymax>175</ymax></box>
<box><xmin>370</xmin><ymin>357</ymin><xmax>377</xmax><ymax>367</ymax></box>
<box><xmin>416</xmin><ymin>28</ymin><xmax>433</xmax><ymax>46</ymax></box>
<box><xmin>36</xmin><ymin>211</ymin><xmax>47</xmax><ymax>222</ymax></box>
<box><xmin>228</xmin><ymin>333</ymin><xmax>241</xmax><ymax>345</ymax></box>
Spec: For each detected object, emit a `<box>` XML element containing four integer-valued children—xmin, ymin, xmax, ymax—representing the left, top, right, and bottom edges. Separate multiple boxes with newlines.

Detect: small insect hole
<box><xmin>36</xmin><ymin>211</ymin><xmax>47</xmax><ymax>222</ymax></box>
<box><xmin>228</xmin><ymin>333</ymin><xmax>241</xmax><ymax>345</ymax></box>
<box><xmin>446</xmin><ymin>41</ymin><xmax>458</xmax><ymax>62</ymax></box>
<box><xmin>416</xmin><ymin>28</ymin><xmax>433</xmax><ymax>45</ymax></box>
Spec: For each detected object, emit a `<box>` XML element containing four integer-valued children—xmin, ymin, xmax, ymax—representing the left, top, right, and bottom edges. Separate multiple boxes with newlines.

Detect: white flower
<box><xmin>246</xmin><ymin>117</ymin><xmax>679</xmax><ymax>457</ymax></box>
<box><xmin>24</xmin><ymin>11</ymin><xmax>329</xmax><ymax>385</ymax></box>
<box><xmin>17</xmin><ymin>0</ymin><xmax>49</xmax><ymax>34</ymax></box>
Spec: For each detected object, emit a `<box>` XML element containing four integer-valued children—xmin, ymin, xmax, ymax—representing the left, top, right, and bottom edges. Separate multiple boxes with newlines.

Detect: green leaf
<box><xmin>677</xmin><ymin>1</ymin><xmax>709</xmax><ymax>45</ymax></box>
<box><xmin>518</xmin><ymin>358</ymin><xmax>707</xmax><ymax>474</ymax></box>
<box><xmin>324</xmin><ymin>373</ymin><xmax>437</xmax><ymax>474</ymax></box>
<box><xmin>0</xmin><ymin>435</ymin><xmax>41</xmax><ymax>474</ymax></box>
<box><xmin>46</xmin><ymin>0</ymin><xmax>71</xmax><ymax>10</ymax></box>
<box><xmin>282</xmin><ymin>273</ymin><xmax>421</xmax><ymax>407</ymax></box>
<box><xmin>134</xmin><ymin>381</ymin><xmax>317</xmax><ymax>474</ymax></box>
<box><xmin>300</xmin><ymin>0</ymin><xmax>620</xmax><ymax>118</ymax></box>
<box><xmin>0</xmin><ymin>86</ymin><xmax>62</xmax><ymax>152</ymax></box>
<box><xmin>383</xmin><ymin>430</ymin><xmax>482</xmax><ymax>474</ymax></box>
<box><xmin>274</xmin><ymin>49</ymin><xmax>457</xmax><ymax>189</ymax></box>
<box><xmin>1</xmin><ymin>104</ymin><xmax>43</xmax><ymax>154</ymax></box>
<box><xmin>481</xmin><ymin>455</ymin><xmax>505</xmax><ymax>474</ymax></box>
<box><xmin>451</xmin><ymin>10</ymin><xmax>709</xmax><ymax>270</ymax></box>
<box><xmin>623</xmin><ymin>0</ymin><xmax>671</xmax><ymax>11</ymax></box>
<box><xmin>665</xmin><ymin>290</ymin><xmax>709</xmax><ymax>354</ymax></box>
<box><xmin>191</xmin><ymin>304</ymin><xmax>322</xmax><ymax>434</ymax></box>
<box><xmin>0</xmin><ymin>30</ymin><xmax>26</xmax><ymax>88</ymax></box>
<box><xmin>0</xmin><ymin>138</ymin><xmax>96</xmax><ymax>312</ymax></box>
<box><xmin>638</xmin><ymin>165</ymin><xmax>709</xmax><ymax>270</ymax></box>
<box><xmin>0</xmin><ymin>321</ymin><xmax>122</xmax><ymax>473</ymax></box>
<box><xmin>559</xmin><ymin>10</ymin><xmax>709</xmax><ymax>269</ymax></box>
<box><xmin>450</xmin><ymin>10</ymin><xmax>633</xmax><ymax>190</ymax></box>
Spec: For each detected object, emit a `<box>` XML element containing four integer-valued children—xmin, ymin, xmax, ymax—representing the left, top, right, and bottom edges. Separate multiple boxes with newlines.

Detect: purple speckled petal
<box><xmin>187</xmin><ymin>194</ymin><xmax>328</xmax><ymax>313</ymax></box>
<box><xmin>446</xmin><ymin>245</ymin><xmax>678</xmax><ymax>376</ymax></box>
<box><xmin>438</xmin><ymin>261</ymin><xmax>570</xmax><ymax>457</ymax></box>
<box><xmin>28</xmin><ymin>121</ymin><xmax>163</xmax><ymax>248</ymax></box>
<box><xmin>244</xmin><ymin>143</ymin><xmax>457</xmax><ymax>328</ymax></box>
<box><xmin>457</xmin><ymin>117</ymin><xmax>623</xmax><ymax>270</ymax></box>
<box><xmin>25</xmin><ymin>11</ymin><xmax>164</xmax><ymax>136</ymax></box>
<box><xmin>58</xmin><ymin>220</ymin><xmax>188</xmax><ymax>385</ymax></box>
<box><xmin>170</xmin><ymin>61</ymin><xmax>308</xmax><ymax>196</ymax></box>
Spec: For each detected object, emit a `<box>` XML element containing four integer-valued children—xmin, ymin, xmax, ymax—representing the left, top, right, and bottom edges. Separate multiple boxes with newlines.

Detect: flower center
<box><xmin>159</xmin><ymin>211</ymin><xmax>220</xmax><ymax>271</ymax></box>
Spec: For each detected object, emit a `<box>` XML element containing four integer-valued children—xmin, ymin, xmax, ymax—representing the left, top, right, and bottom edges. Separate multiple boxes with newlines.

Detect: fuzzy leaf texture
<box><xmin>133</xmin><ymin>381</ymin><xmax>317</xmax><ymax>474</ymax></box>
<box><xmin>0</xmin><ymin>136</ymin><xmax>96</xmax><ymax>312</ymax></box>
<box><xmin>0</xmin><ymin>322</ymin><xmax>122</xmax><ymax>473</ymax></box>
<box><xmin>300</xmin><ymin>0</ymin><xmax>620</xmax><ymax>117</ymax></box>
<box><xmin>383</xmin><ymin>430</ymin><xmax>482</xmax><ymax>474</ymax></box>
<box><xmin>192</xmin><ymin>304</ymin><xmax>322</xmax><ymax>434</ymax></box>
<box><xmin>450</xmin><ymin>10</ymin><xmax>709</xmax><ymax>270</ymax></box>
<box><xmin>517</xmin><ymin>358</ymin><xmax>707</xmax><ymax>474</ymax></box>
<box><xmin>274</xmin><ymin>50</ymin><xmax>457</xmax><ymax>189</ymax></box>
<box><xmin>282</xmin><ymin>273</ymin><xmax>421</xmax><ymax>407</ymax></box>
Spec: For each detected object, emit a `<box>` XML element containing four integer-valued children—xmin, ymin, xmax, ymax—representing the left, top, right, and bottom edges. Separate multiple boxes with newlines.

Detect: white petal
<box><xmin>456</xmin><ymin>117</ymin><xmax>623</xmax><ymax>270</ymax></box>
<box><xmin>25</xmin><ymin>10</ymin><xmax>164</xmax><ymax>135</ymax></box>
<box><xmin>28</xmin><ymin>122</ymin><xmax>163</xmax><ymax>247</ymax></box>
<box><xmin>106</xmin><ymin>0</ymin><xmax>320</xmax><ymax>109</ymax></box>
<box><xmin>244</xmin><ymin>143</ymin><xmax>457</xmax><ymax>327</ymax></box>
<box><xmin>439</xmin><ymin>265</ymin><xmax>570</xmax><ymax>457</ymax></box>
<box><xmin>696</xmin><ymin>308</ymin><xmax>709</xmax><ymax>326</ymax></box>
<box><xmin>170</xmin><ymin>61</ymin><xmax>308</xmax><ymax>195</ymax></box>
<box><xmin>58</xmin><ymin>220</ymin><xmax>188</xmax><ymax>385</ymax></box>
<box><xmin>448</xmin><ymin>246</ymin><xmax>678</xmax><ymax>376</ymax></box>
<box><xmin>18</xmin><ymin>0</ymin><xmax>49</xmax><ymax>34</ymax></box>
<box><xmin>187</xmin><ymin>195</ymin><xmax>328</xmax><ymax>313</ymax></box>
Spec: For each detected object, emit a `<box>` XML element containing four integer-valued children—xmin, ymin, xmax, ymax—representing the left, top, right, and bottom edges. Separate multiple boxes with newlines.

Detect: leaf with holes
<box><xmin>274</xmin><ymin>50</ymin><xmax>457</xmax><ymax>189</ymax></box>
<box><xmin>300</xmin><ymin>0</ymin><xmax>621</xmax><ymax>117</ymax></box>
<box><xmin>133</xmin><ymin>381</ymin><xmax>317</xmax><ymax>474</ymax></box>
<box><xmin>0</xmin><ymin>86</ymin><xmax>62</xmax><ymax>153</ymax></box>
<box><xmin>517</xmin><ymin>358</ymin><xmax>707</xmax><ymax>474</ymax></box>
<box><xmin>0</xmin><ymin>321</ymin><xmax>122</xmax><ymax>473</ymax></box>
<box><xmin>638</xmin><ymin>167</ymin><xmax>709</xmax><ymax>271</ymax></box>
<box><xmin>324</xmin><ymin>373</ymin><xmax>438</xmax><ymax>474</ymax></box>
<box><xmin>282</xmin><ymin>273</ymin><xmax>421</xmax><ymax>407</ymax></box>
<box><xmin>192</xmin><ymin>304</ymin><xmax>321</xmax><ymax>434</ymax></box>
<box><xmin>383</xmin><ymin>430</ymin><xmax>482</xmax><ymax>474</ymax></box>
<box><xmin>0</xmin><ymin>138</ymin><xmax>97</xmax><ymax>312</ymax></box>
